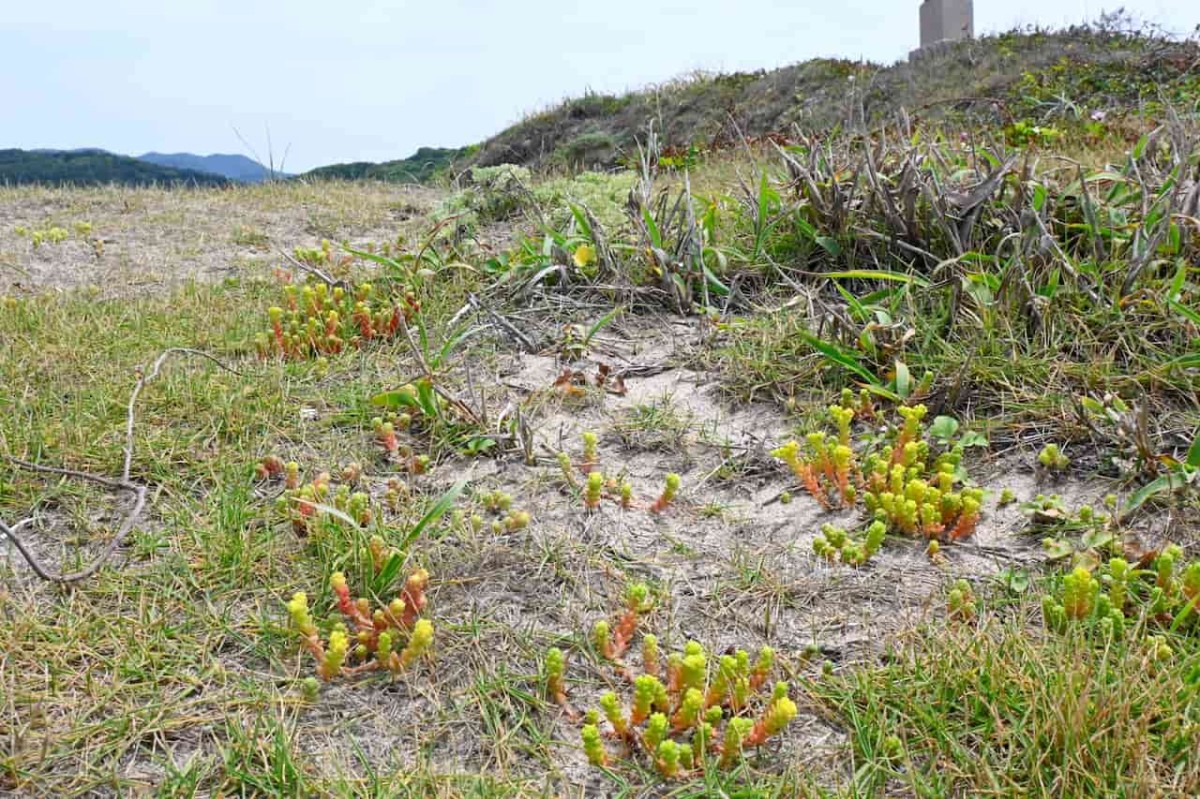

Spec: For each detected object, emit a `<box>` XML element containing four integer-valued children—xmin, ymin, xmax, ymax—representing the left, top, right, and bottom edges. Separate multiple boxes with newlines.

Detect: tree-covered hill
<box><xmin>0</xmin><ymin>149</ymin><xmax>229</xmax><ymax>187</ymax></box>
<box><xmin>300</xmin><ymin>146</ymin><xmax>472</xmax><ymax>184</ymax></box>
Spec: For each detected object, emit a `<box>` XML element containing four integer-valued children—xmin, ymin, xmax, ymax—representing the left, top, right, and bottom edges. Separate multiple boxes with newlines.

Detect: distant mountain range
<box><xmin>3</xmin><ymin>146</ymin><xmax>459</xmax><ymax>187</ymax></box>
<box><xmin>1</xmin><ymin>148</ymin><xmax>288</xmax><ymax>187</ymax></box>
<box><xmin>138</xmin><ymin>152</ymin><xmax>288</xmax><ymax>183</ymax></box>
<box><xmin>1</xmin><ymin>149</ymin><xmax>230</xmax><ymax>187</ymax></box>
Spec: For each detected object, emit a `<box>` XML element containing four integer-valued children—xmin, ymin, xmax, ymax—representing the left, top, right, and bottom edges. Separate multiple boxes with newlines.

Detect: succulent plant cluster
<box><xmin>466</xmin><ymin>489</ymin><xmax>531</xmax><ymax>534</ymax></box>
<box><xmin>256</xmin><ymin>456</ymin><xmax>390</xmax><ymax>537</ymax></box>
<box><xmin>254</xmin><ymin>280</ymin><xmax>419</xmax><ymax>360</ymax></box>
<box><xmin>286</xmin><ymin>568</ymin><xmax>434</xmax><ymax>681</ymax></box>
<box><xmin>577</xmin><ymin>639</ymin><xmax>795</xmax><ymax>776</ymax></box>
<box><xmin>276</xmin><ymin>463</ymin><xmax>368</xmax><ymax>534</ymax></box>
<box><xmin>371</xmin><ymin>411</ymin><xmax>432</xmax><ymax>474</ymax></box>
<box><xmin>15</xmin><ymin>224</ymin><xmax>71</xmax><ymax>248</ymax></box>
<box><xmin>561</xmin><ymin>432</ymin><xmax>679</xmax><ymax>514</ymax></box>
<box><xmin>542</xmin><ymin>583</ymin><xmax>799</xmax><ymax>777</ymax></box>
<box><xmin>591</xmin><ymin>583</ymin><xmax>656</xmax><ymax>661</ymax></box>
<box><xmin>1042</xmin><ymin>545</ymin><xmax>1200</xmax><ymax>638</ymax></box>
<box><xmin>773</xmin><ymin>400</ymin><xmax>985</xmax><ymax>560</ymax></box>
<box><xmin>947</xmin><ymin>579</ymin><xmax>978</xmax><ymax>622</ymax></box>
<box><xmin>1037</xmin><ymin>443</ymin><xmax>1070</xmax><ymax>473</ymax></box>
<box><xmin>812</xmin><ymin>522</ymin><xmax>886</xmax><ymax>566</ymax></box>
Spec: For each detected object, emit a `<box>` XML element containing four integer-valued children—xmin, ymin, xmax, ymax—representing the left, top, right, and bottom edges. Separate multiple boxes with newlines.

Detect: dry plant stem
<box><xmin>276</xmin><ymin>247</ymin><xmax>349</xmax><ymax>291</ymax></box>
<box><xmin>467</xmin><ymin>292</ymin><xmax>538</xmax><ymax>353</ymax></box>
<box><xmin>1</xmin><ymin>348</ymin><xmax>238</xmax><ymax>583</ymax></box>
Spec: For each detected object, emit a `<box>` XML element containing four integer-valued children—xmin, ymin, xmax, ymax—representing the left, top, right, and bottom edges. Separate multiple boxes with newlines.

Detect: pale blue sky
<box><xmin>2</xmin><ymin>1</ymin><xmax>1193</xmax><ymax>171</ymax></box>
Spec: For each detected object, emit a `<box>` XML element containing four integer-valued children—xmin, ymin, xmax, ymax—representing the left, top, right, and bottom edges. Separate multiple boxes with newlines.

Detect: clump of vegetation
<box><xmin>558</xmin><ymin>434</ymin><xmax>683</xmax><ymax>515</ymax></box>
<box><xmin>812</xmin><ymin>521</ymin><xmax>886</xmax><ymax>566</ymax></box>
<box><xmin>1021</xmin><ymin>494</ymin><xmax>1120</xmax><ymax>565</ymax></box>
<box><xmin>285</xmin><ymin>569</ymin><xmax>434</xmax><ymax>682</ymax></box>
<box><xmin>649</xmin><ymin>473</ymin><xmax>681</xmax><ymax>514</ymax></box>
<box><xmin>530</xmin><ymin>170</ymin><xmax>637</xmax><ymax>231</ymax></box>
<box><xmin>371</xmin><ymin>411</ymin><xmax>432</xmax><ymax>473</ymax></box>
<box><xmin>262</xmin><ymin>460</ymin><xmax>374</xmax><ymax>537</ymax></box>
<box><xmin>947</xmin><ymin>579</ymin><xmax>978</xmax><ymax>622</ymax></box>
<box><xmin>592</xmin><ymin>582</ymin><xmax>655</xmax><ymax>661</ymax></box>
<box><xmin>579</xmin><ymin>641</ymin><xmax>794</xmax><ymax>776</ymax></box>
<box><xmin>1038</xmin><ymin>443</ymin><xmax>1070</xmax><ymax>473</ymax></box>
<box><xmin>553</xmin><ymin>586</ymin><xmax>797</xmax><ymax>778</ymax></box>
<box><xmin>774</xmin><ymin>401</ymin><xmax>985</xmax><ymax>555</ymax></box>
<box><xmin>471</xmin><ymin>488</ymin><xmax>530</xmax><ymax>534</ymax></box>
<box><xmin>1041</xmin><ymin>546</ymin><xmax>1200</xmax><ymax>638</ymax></box>
<box><xmin>255</xmin><ymin>277</ymin><xmax>419</xmax><ymax>360</ymax></box>
<box><xmin>19</xmin><ymin>226</ymin><xmax>69</xmax><ymax>248</ymax></box>
<box><xmin>435</xmin><ymin>164</ymin><xmax>534</xmax><ymax>232</ymax></box>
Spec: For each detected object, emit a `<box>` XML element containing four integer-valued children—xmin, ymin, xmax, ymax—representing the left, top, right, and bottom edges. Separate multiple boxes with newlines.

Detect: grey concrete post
<box><xmin>919</xmin><ymin>0</ymin><xmax>974</xmax><ymax>48</ymax></box>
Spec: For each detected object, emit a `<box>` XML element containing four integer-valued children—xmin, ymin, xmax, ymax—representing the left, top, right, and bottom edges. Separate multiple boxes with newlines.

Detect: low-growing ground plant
<box><xmin>1037</xmin><ymin>443</ymin><xmax>1070</xmax><ymax>474</ymax></box>
<box><xmin>550</xmin><ymin>584</ymin><xmax>798</xmax><ymax>781</ymax></box>
<box><xmin>773</xmin><ymin>399</ymin><xmax>985</xmax><ymax>558</ymax></box>
<box><xmin>1041</xmin><ymin>545</ymin><xmax>1200</xmax><ymax>638</ymax></box>
<box><xmin>255</xmin><ymin>276</ymin><xmax>419</xmax><ymax>359</ymax></box>
<box><xmin>812</xmin><ymin>521</ymin><xmax>886</xmax><ymax>565</ymax></box>
<box><xmin>557</xmin><ymin>432</ymin><xmax>683</xmax><ymax>515</ymax></box>
<box><xmin>286</xmin><ymin>568</ymin><xmax>434</xmax><ymax>683</ymax></box>
<box><xmin>1021</xmin><ymin>493</ymin><xmax>1120</xmax><ymax>565</ymax></box>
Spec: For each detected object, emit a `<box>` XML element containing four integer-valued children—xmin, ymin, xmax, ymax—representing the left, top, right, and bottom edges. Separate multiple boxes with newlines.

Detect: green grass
<box><xmin>813</xmin><ymin>607</ymin><xmax>1200</xmax><ymax>796</ymax></box>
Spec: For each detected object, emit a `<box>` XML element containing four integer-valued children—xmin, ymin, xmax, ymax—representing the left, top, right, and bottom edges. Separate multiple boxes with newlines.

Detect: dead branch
<box><xmin>467</xmin><ymin>293</ymin><xmax>539</xmax><ymax>353</ymax></box>
<box><xmin>1</xmin><ymin>348</ymin><xmax>239</xmax><ymax>583</ymax></box>
<box><xmin>276</xmin><ymin>247</ymin><xmax>348</xmax><ymax>290</ymax></box>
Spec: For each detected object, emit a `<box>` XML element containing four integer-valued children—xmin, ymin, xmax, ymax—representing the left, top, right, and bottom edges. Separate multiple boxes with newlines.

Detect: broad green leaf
<box><xmin>959</xmin><ymin>431</ymin><xmax>989</xmax><ymax>449</ymax></box>
<box><xmin>569</xmin><ymin>204</ymin><xmax>594</xmax><ymax>241</ymax></box>
<box><xmin>799</xmin><ymin>332</ymin><xmax>883</xmax><ymax>389</ymax></box>
<box><xmin>585</xmin><ymin>306</ymin><xmax>623</xmax><ymax>344</ymax></box>
<box><xmin>642</xmin><ymin>208</ymin><xmax>663</xmax><ymax>249</ymax></box>
<box><xmin>416</xmin><ymin>378</ymin><xmax>439</xmax><ymax>418</ymax></box>
<box><xmin>894</xmin><ymin>360</ymin><xmax>911</xmax><ymax>399</ymax></box>
<box><xmin>370</xmin><ymin>552</ymin><xmax>408</xmax><ymax>598</ymax></box>
<box><xmin>995</xmin><ymin>568</ymin><xmax>1030</xmax><ymax>593</ymax></box>
<box><xmin>301</xmin><ymin>500</ymin><xmax>359</xmax><ymax>528</ymax></box>
<box><xmin>1043</xmin><ymin>538</ymin><xmax>1074</xmax><ymax>561</ymax></box>
<box><xmin>1186</xmin><ymin>430</ymin><xmax>1200</xmax><ymax>469</ymax></box>
<box><xmin>1123</xmin><ymin>475</ymin><xmax>1176</xmax><ymax>517</ymax></box>
<box><xmin>929</xmin><ymin>415</ymin><xmax>960</xmax><ymax>441</ymax></box>
<box><xmin>701</xmin><ymin>264</ymin><xmax>731</xmax><ymax>296</ymax></box>
<box><xmin>1132</xmin><ymin>133</ymin><xmax>1151</xmax><ymax>160</ymax></box>
<box><xmin>1168</xmin><ymin>299</ymin><xmax>1200</xmax><ymax>326</ymax></box>
<box><xmin>836</xmin><ymin>283</ymin><xmax>868</xmax><ymax>322</ymax></box>
<box><xmin>344</xmin><ymin>247</ymin><xmax>406</xmax><ymax>272</ymax></box>
<box><xmin>372</xmin><ymin>388</ymin><xmax>419</xmax><ymax>409</ymax></box>
<box><xmin>1080</xmin><ymin>529</ymin><xmax>1114</xmax><ymax>551</ymax></box>
<box><xmin>815</xmin><ymin>236</ymin><xmax>842</xmax><ymax>256</ymax></box>
<box><xmin>1168</xmin><ymin>260</ymin><xmax>1187</xmax><ymax>302</ymax></box>
<box><xmin>1032</xmin><ymin>184</ymin><xmax>1048</xmax><ymax>212</ymax></box>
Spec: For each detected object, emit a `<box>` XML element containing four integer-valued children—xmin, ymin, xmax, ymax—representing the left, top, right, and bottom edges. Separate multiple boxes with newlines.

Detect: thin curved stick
<box><xmin>1</xmin><ymin>348</ymin><xmax>239</xmax><ymax>583</ymax></box>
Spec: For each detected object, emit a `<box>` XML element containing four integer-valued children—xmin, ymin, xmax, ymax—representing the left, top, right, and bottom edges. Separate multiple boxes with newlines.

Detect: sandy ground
<box><xmin>0</xmin><ymin>182</ymin><xmax>444</xmax><ymax>296</ymax></box>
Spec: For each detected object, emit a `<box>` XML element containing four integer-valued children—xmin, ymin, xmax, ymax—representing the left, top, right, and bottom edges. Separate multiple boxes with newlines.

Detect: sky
<box><xmin>2</xmin><ymin>1</ymin><xmax>1195</xmax><ymax>171</ymax></box>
